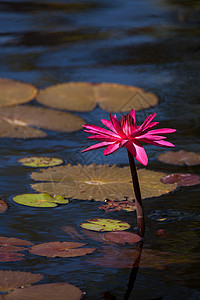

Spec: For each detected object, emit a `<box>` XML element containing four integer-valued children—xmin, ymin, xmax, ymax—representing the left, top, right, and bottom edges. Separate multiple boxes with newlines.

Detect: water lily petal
<box><xmin>147</xmin><ymin>128</ymin><xmax>176</xmax><ymax>135</ymax></box>
<box><xmin>126</xmin><ymin>141</ymin><xmax>148</xmax><ymax>166</ymax></box>
<box><xmin>136</xmin><ymin>134</ymin><xmax>167</xmax><ymax>140</ymax></box>
<box><xmin>82</xmin><ymin>141</ymin><xmax>113</xmax><ymax>152</ymax></box>
<box><xmin>130</xmin><ymin>109</ymin><xmax>135</xmax><ymax>125</ymax></box>
<box><xmin>101</xmin><ymin>119</ymin><xmax>117</xmax><ymax>133</ymax></box>
<box><xmin>87</xmin><ymin>135</ymin><xmax>118</xmax><ymax>142</ymax></box>
<box><xmin>82</xmin><ymin>124</ymin><xmax>119</xmax><ymax>138</ymax></box>
<box><xmin>140</xmin><ymin>112</ymin><xmax>157</xmax><ymax>130</ymax></box>
<box><xmin>140</xmin><ymin>138</ymin><xmax>175</xmax><ymax>147</ymax></box>
<box><xmin>104</xmin><ymin>142</ymin><xmax>121</xmax><ymax>155</ymax></box>
<box><xmin>109</xmin><ymin>114</ymin><xmax>126</xmax><ymax>138</ymax></box>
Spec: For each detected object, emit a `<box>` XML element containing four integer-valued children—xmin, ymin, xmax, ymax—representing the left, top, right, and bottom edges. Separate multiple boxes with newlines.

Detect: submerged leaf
<box><xmin>104</xmin><ymin>231</ymin><xmax>141</xmax><ymax>244</ymax></box>
<box><xmin>0</xmin><ymin>105</ymin><xmax>85</xmax><ymax>133</ymax></box>
<box><xmin>0</xmin><ymin>199</ymin><xmax>8</xmax><ymax>213</ymax></box>
<box><xmin>18</xmin><ymin>156</ymin><xmax>64</xmax><ymax>167</ymax></box>
<box><xmin>5</xmin><ymin>282</ymin><xmax>83</xmax><ymax>300</ymax></box>
<box><xmin>157</xmin><ymin>150</ymin><xmax>200</xmax><ymax>166</ymax></box>
<box><xmin>0</xmin><ymin>78</ymin><xmax>37</xmax><ymax>107</ymax></box>
<box><xmin>80</xmin><ymin>218</ymin><xmax>130</xmax><ymax>232</ymax></box>
<box><xmin>36</xmin><ymin>82</ymin><xmax>158</xmax><ymax>112</ymax></box>
<box><xmin>12</xmin><ymin>193</ymin><xmax>69</xmax><ymax>207</ymax></box>
<box><xmin>30</xmin><ymin>164</ymin><xmax>177</xmax><ymax>201</ymax></box>
<box><xmin>160</xmin><ymin>173</ymin><xmax>200</xmax><ymax>187</ymax></box>
<box><xmin>29</xmin><ymin>241</ymin><xmax>96</xmax><ymax>257</ymax></box>
<box><xmin>0</xmin><ymin>270</ymin><xmax>43</xmax><ymax>291</ymax></box>
<box><xmin>148</xmin><ymin>209</ymin><xmax>200</xmax><ymax>222</ymax></box>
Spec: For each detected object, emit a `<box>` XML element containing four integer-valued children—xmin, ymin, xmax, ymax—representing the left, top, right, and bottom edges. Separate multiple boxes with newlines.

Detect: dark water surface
<box><xmin>0</xmin><ymin>0</ymin><xmax>200</xmax><ymax>299</ymax></box>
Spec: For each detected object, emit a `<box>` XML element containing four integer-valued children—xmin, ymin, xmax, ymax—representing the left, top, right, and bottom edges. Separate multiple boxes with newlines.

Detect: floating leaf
<box><xmin>0</xmin><ymin>236</ymin><xmax>34</xmax><ymax>247</ymax></box>
<box><xmin>0</xmin><ymin>199</ymin><xmax>8</xmax><ymax>213</ymax></box>
<box><xmin>0</xmin><ymin>270</ymin><xmax>43</xmax><ymax>292</ymax></box>
<box><xmin>80</xmin><ymin>218</ymin><xmax>130</xmax><ymax>232</ymax></box>
<box><xmin>37</xmin><ymin>82</ymin><xmax>96</xmax><ymax>112</ymax></box>
<box><xmin>36</xmin><ymin>82</ymin><xmax>158</xmax><ymax>112</ymax></box>
<box><xmin>157</xmin><ymin>150</ymin><xmax>200</xmax><ymax>166</ymax></box>
<box><xmin>160</xmin><ymin>173</ymin><xmax>200</xmax><ymax>187</ymax></box>
<box><xmin>12</xmin><ymin>193</ymin><xmax>69</xmax><ymax>207</ymax></box>
<box><xmin>104</xmin><ymin>232</ymin><xmax>141</xmax><ymax>244</ymax></box>
<box><xmin>0</xmin><ymin>252</ymin><xmax>24</xmax><ymax>262</ymax></box>
<box><xmin>30</xmin><ymin>164</ymin><xmax>177</xmax><ymax>201</ymax></box>
<box><xmin>0</xmin><ymin>78</ymin><xmax>37</xmax><ymax>107</ymax></box>
<box><xmin>88</xmin><ymin>247</ymin><xmax>195</xmax><ymax>269</ymax></box>
<box><xmin>99</xmin><ymin>200</ymin><xmax>136</xmax><ymax>212</ymax></box>
<box><xmin>61</xmin><ymin>226</ymin><xmax>84</xmax><ymax>240</ymax></box>
<box><xmin>18</xmin><ymin>156</ymin><xmax>64</xmax><ymax>167</ymax></box>
<box><xmin>148</xmin><ymin>209</ymin><xmax>200</xmax><ymax>223</ymax></box>
<box><xmin>29</xmin><ymin>241</ymin><xmax>96</xmax><ymax>257</ymax></box>
<box><xmin>0</xmin><ymin>117</ymin><xmax>46</xmax><ymax>139</ymax></box>
<box><xmin>5</xmin><ymin>282</ymin><xmax>83</xmax><ymax>300</ymax></box>
<box><xmin>94</xmin><ymin>82</ymin><xmax>159</xmax><ymax>112</ymax></box>
<box><xmin>0</xmin><ymin>105</ymin><xmax>85</xmax><ymax>133</ymax></box>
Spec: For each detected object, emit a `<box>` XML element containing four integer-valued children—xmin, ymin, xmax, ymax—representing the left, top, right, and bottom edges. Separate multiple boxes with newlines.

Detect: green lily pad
<box><xmin>12</xmin><ymin>193</ymin><xmax>69</xmax><ymax>207</ymax></box>
<box><xmin>18</xmin><ymin>156</ymin><xmax>64</xmax><ymax>167</ymax></box>
<box><xmin>0</xmin><ymin>199</ymin><xmax>8</xmax><ymax>213</ymax></box>
<box><xmin>0</xmin><ymin>78</ymin><xmax>37</xmax><ymax>107</ymax></box>
<box><xmin>30</xmin><ymin>164</ymin><xmax>177</xmax><ymax>201</ymax></box>
<box><xmin>157</xmin><ymin>150</ymin><xmax>200</xmax><ymax>166</ymax></box>
<box><xmin>36</xmin><ymin>82</ymin><xmax>158</xmax><ymax>112</ymax></box>
<box><xmin>80</xmin><ymin>218</ymin><xmax>130</xmax><ymax>232</ymax></box>
<box><xmin>29</xmin><ymin>241</ymin><xmax>96</xmax><ymax>258</ymax></box>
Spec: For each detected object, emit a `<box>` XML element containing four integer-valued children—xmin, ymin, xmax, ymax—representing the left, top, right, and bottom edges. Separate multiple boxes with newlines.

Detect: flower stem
<box><xmin>127</xmin><ymin>150</ymin><xmax>145</xmax><ymax>237</ymax></box>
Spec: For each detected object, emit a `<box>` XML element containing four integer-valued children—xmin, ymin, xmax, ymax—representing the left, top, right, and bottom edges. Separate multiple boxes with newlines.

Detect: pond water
<box><xmin>0</xmin><ymin>0</ymin><xmax>200</xmax><ymax>299</ymax></box>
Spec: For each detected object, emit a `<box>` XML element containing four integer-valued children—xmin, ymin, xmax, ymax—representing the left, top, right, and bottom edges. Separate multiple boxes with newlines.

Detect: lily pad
<box><xmin>0</xmin><ymin>252</ymin><xmax>25</xmax><ymax>262</ymax></box>
<box><xmin>104</xmin><ymin>231</ymin><xmax>141</xmax><ymax>244</ymax></box>
<box><xmin>30</xmin><ymin>164</ymin><xmax>177</xmax><ymax>201</ymax></box>
<box><xmin>148</xmin><ymin>209</ymin><xmax>200</xmax><ymax>222</ymax></box>
<box><xmin>157</xmin><ymin>150</ymin><xmax>200</xmax><ymax>166</ymax></box>
<box><xmin>0</xmin><ymin>199</ymin><xmax>8</xmax><ymax>213</ymax></box>
<box><xmin>94</xmin><ymin>82</ymin><xmax>159</xmax><ymax>112</ymax></box>
<box><xmin>5</xmin><ymin>282</ymin><xmax>83</xmax><ymax>300</ymax></box>
<box><xmin>0</xmin><ymin>116</ymin><xmax>46</xmax><ymax>139</ymax></box>
<box><xmin>18</xmin><ymin>156</ymin><xmax>64</xmax><ymax>167</ymax></box>
<box><xmin>98</xmin><ymin>200</ymin><xmax>136</xmax><ymax>212</ymax></box>
<box><xmin>29</xmin><ymin>241</ymin><xmax>96</xmax><ymax>257</ymax></box>
<box><xmin>160</xmin><ymin>173</ymin><xmax>200</xmax><ymax>186</ymax></box>
<box><xmin>80</xmin><ymin>218</ymin><xmax>130</xmax><ymax>232</ymax></box>
<box><xmin>12</xmin><ymin>193</ymin><xmax>69</xmax><ymax>207</ymax></box>
<box><xmin>36</xmin><ymin>82</ymin><xmax>158</xmax><ymax>112</ymax></box>
<box><xmin>0</xmin><ymin>236</ymin><xmax>34</xmax><ymax>247</ymax></box>
<box><xmin>0</xmin><ymin>270</ymin><xmax>43</xmax><ymax>292</ymax></box>
<box><xmin>0</xmin><ymin>78</ymin><xmax>37</xmax><ymax>107</ymax></box>
<box><xmin>37</xmin><ymin>82</ymin><xmax>96</xmax><ymax>112</ymax></box>
<box><xmin>0</xmin><ymin>105</ymin><xmax>85</xmax><ymax>133</ymax></box>
<box><xmin>61</xmin><ymin>226</ymin><xmax>84</xmax><ymax>240</ymax></box>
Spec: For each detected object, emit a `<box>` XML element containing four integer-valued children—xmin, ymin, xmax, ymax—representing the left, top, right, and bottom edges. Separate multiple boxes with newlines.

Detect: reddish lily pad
<box><xmin>0</xmin><ymin>105</ymin><xmax>85</xmax><ymax>133</ymax></box>
<box><xmin>12</xmin><ymin>193</ymin><xmax>69</xmax><ymax>207</ymax></box>
<box><xmin>36</xmin><ymin>82</ymin><xmax>158</xmax><ymax>112</ymax></box>
<box><xmin>157</xmin><ymin>150</ymin><xmax>200</xmax><ymax>166</ymax></box>
<box><xmin>0</xmin><ymin>252</ymin><xmax>25</xmax><ymax>262</ymax></box>
<box><xmin>5</xmin><ymin>282</ymin><xmax>83</xmax><ymax>300</ymax></box>
<box><xmin>160</xmin><ymin>173</ymin><xmax>200</xmax><ymax>187</ymax></box>
<box><xmin>80</xmin><ymin>218</ymin><xmax>130</xmax><ymax>232</ymax></box>
<box><xmin>0</xmin><ymin>270</ymin><xmax>43</xmax><ymax>292</ymax></box>
<box><xmin>30</xmin><ymin>164</ymin><xmax>177</xmax><ymax>202</ymax></box>
<box><xmin>104</xmin><ymin>231</ymin><xmax>141</xmax><ymax>244</ymax></box>
<box><xmin>99</xmin><ymin>200</ymin><xmax>136</xmax><ymax>212</ymax></box>
<box><xmin>0</xmin><ymin>199</ymin><xmax>8</xmax><ymax>213</ymax></box>
<box><xmin>18</xmin><ymin>156</ymin><xmax>64</xmax><ymax>167</ymax></box>
<box><xmin>0</xmin><ymin>78</ymin><xmax>37</xmax><ymax>107</ymax></box>
<box><xmin>0</xmin><ymin>236</ymin><xmax>34</xmax><ymax>247</ymax></box>
<box><xmin>29</xmin><ymin>241</ymin><xmax>96</xmax><ymax>257</ymax></box>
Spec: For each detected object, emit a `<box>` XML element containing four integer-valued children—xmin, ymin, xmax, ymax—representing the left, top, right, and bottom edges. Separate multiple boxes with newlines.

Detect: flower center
<box><xmin>120</xmin><ymin>114</ymin><xmax>135</xmax><ymax>136</ymax></box>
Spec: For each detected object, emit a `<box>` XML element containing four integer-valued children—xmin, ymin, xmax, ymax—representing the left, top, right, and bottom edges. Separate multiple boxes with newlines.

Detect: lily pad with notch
<box><xmin>80</xmin><ymin>218</ymin><xmax>130</xmax><ymax>232</ymax></box>
<box><xmin>30</xmin><ymin>164</ymin><xmax>177</xmax><ymax>201</ymax></box>
<box><xmin>18</xmin><ymin>156</ymin><xmax>64</xmax><ymax>167</ymax></box>
<box><xmin>12</xmin><ymin>193</ymin><xmax>69</xmax><ymax>207</ymax></box>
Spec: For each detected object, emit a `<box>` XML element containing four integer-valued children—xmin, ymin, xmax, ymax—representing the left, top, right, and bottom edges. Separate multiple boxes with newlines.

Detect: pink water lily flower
<box><xmin>82</xmin><ymin>109</ymin><xmax>176</xmax><ymax>166</ymax></box>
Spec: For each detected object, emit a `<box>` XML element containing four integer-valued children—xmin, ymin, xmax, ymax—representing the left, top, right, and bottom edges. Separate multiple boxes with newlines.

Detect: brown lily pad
<box><xmin>36</xmin><ymin>82</ymin><xmax>158</xmax><ymax>112</ymax></box>
<box><xmin>88</xmin><ymin>247</ymin><xmax>195</xmax><ymax>269</ymax></box>
<box><xmin>30</xmin><ymin>164</ymin><xmax>177</xmax><ymax>201</ymax></box>
<box><xmin>0</xmin><ymin>236</ymin><xmax>34</xmax><ymax>247</ymax></box>
<box><xmin>0</xmin><ymin>78</ymin><xmax>37</xmax><ymax>107</ymax></box>
<box><xmin>29</xmin><ymin>241</ymin><xmax>96</xmax><ymax>257</ymax></box>
<box><xmin>99</xmin><ymin>200</ymin><xmax>136</xmax><ymax>212</ymax></box>
<box><xmin>0</xmin><ymin>199</ymin><xmax>8</xmax><ymax>213</ymax></box>
<box><xmin>160</xmin><ymin>173</ymin><xmax>200</xmax><ymax>187</ymax></box>
<box><xmin>5</xmin><ymin>282</ymin><xmax>83</xmax><ymax>300</ymax></box>
<box><xmin>0</xmin><ymin>270</ymin><xmax>43</xmax><ymax>292</ymax></box>
<box><xmin>18</xmin><ymin>156</ymin><xmax>64</xmax><ymax>167</ymax></box>
<box><xmin>0</xmin><ymin>105</ymin><xmax>85</xmax><ymax>133</ymax></box>
<box><xmin>157</xmin><ymin>150</ymin><xmax>200</xmax><ymax>166</ymax></box>
<box><xmin>104</xmin><ymin>231</ymin><xmax>141</xmax><ymax>244</ymax></box>
<box><xmin>0</xmin><ymin>116</ymin><xmax>46</xmax><ymax>139</ymax></box>
<box><xmin>0</xmin><ymin>252</ymin><xmax>25</xmax><ymax>262</ymax></box>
